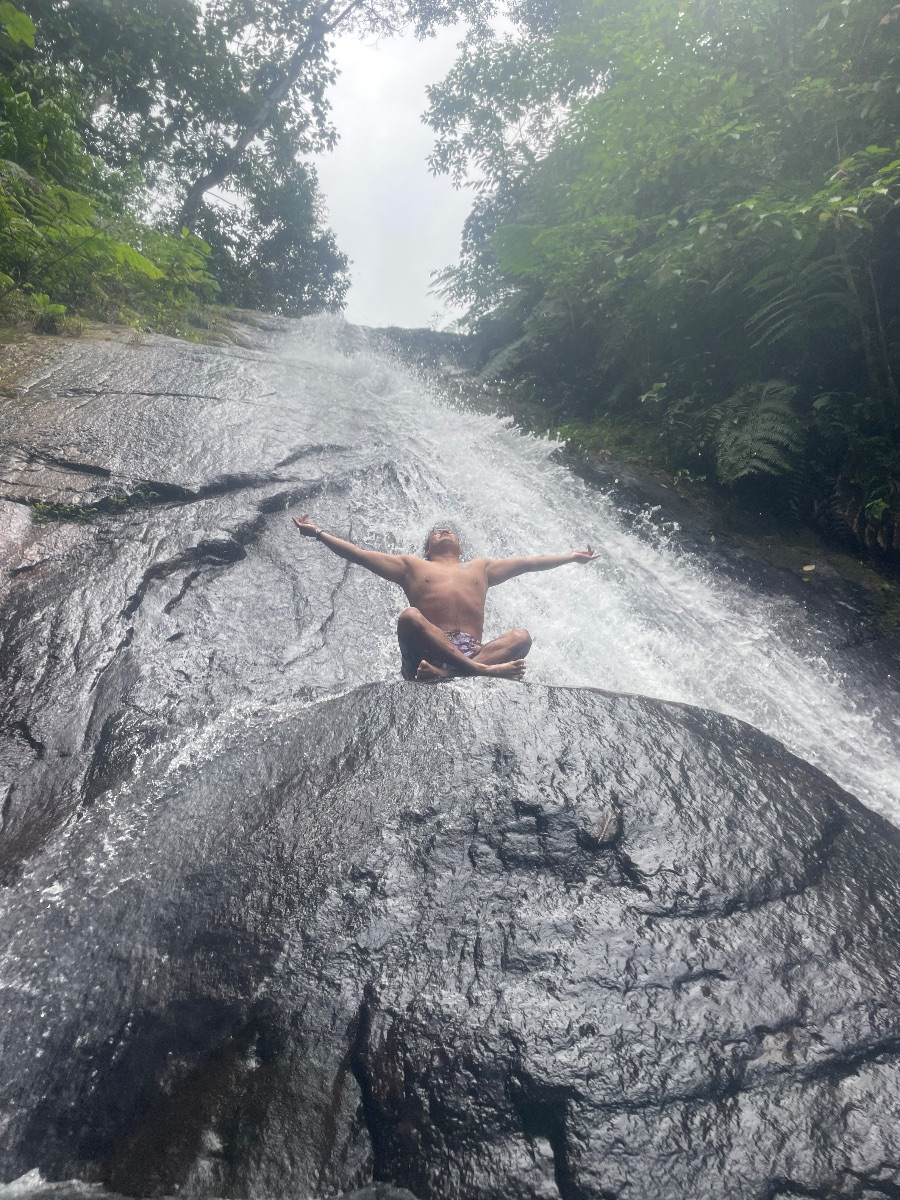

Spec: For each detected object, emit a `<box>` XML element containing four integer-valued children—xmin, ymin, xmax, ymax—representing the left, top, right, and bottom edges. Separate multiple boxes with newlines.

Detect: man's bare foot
<box><xmin>480</xmin><ymin>659</ymin><xmax>526</xmax><ymax>681</ymax></box>
<box><xmin>414</xmin><ymin>658</ymin><xmax>526</xmax><ymax>683</ymax></box>
<box><xmin>415</xmin><ymin>659</ymin><xmax>454</xmax><ymax>683</ymax></box>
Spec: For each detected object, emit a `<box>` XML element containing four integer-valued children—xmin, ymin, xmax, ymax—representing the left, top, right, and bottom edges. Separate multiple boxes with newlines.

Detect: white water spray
<box><xmin>279</xmin><ymin>316</ymin><xmax>900</xmax><ymax>822</ymax></box>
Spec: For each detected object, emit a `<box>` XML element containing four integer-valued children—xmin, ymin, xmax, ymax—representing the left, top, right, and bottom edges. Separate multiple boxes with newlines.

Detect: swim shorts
<box><xmin>399</xmin><ymin>627</ymin><xmax>483</xmax><ymax>679</ymax></box>
<box><xmin>444</xmin><ymin>629</ymin><xmax>483</xmax><ymax>660</ymax></box>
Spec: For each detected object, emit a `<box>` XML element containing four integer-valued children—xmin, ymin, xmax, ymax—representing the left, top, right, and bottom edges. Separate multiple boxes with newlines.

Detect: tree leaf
<box><xmin>0</xmin><ymin>1</ymin><xmax>35</xmax><ymax>45</ymax></box>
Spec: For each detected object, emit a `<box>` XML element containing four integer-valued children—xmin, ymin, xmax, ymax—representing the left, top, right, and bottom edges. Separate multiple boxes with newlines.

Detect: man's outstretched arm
<box><xmin>292</xmin><ymin>515</ymin><xmax>408</xmax><ymax>584</ymax></box>
<box><xmin>486</xmin><ymin>546</ymin><xmax>596</xmax><ymax>586</ymax></box>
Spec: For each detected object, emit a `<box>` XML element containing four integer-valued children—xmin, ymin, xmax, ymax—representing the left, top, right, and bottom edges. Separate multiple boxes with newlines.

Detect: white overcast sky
<box><xmin>313</xmin><ymin>28</ymin><xmax>473</xmax><ymax>330</ymax></box>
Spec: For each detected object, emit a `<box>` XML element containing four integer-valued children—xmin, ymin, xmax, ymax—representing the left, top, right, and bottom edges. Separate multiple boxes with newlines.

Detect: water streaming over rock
<box><xmin>276</xmin><ymin>317</ymin><xmax>900</xmax><ymax>820</ymax></box>
<box><xmin>2</xmin><ymin>315</ymin><xmax>900</xmax><ymax>1200</ymax></box>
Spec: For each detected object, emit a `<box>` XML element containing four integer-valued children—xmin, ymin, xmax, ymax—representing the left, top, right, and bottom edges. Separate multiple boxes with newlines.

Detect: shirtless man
<box><xmin>292</xmin><ymin>516</ymin><xmax>596</xmax><ymax>683</ymax></box>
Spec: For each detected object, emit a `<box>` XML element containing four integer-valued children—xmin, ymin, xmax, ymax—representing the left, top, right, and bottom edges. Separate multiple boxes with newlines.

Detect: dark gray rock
<box><xmin>334</xmin><ymin>1188</ymin><xmax>419</xmax><ymax>1200</ymax></box>
<box><xmin>0</xmin><ymin>331</ymin><xmax>398</xmax><ymax>877</ymax></box>
<box><xmin>0</xmin><ymin>1175</ymin><xmax>417</xmax><ymax>1200</ymax></box>
<box><xmin>0</xmin><ymin>683</ymin><xmax>900</xmax><ymax>1199</ymax></box>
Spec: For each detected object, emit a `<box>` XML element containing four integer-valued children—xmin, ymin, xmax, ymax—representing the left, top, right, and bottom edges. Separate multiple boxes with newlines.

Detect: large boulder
<box><xmin>1</xmin><ymin>682</ymin><xmax>900</xmax><ymax>1199</ymax></box>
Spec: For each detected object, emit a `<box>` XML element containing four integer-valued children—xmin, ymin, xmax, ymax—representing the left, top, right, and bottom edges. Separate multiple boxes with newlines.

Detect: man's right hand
<box><xmin>292</xmin><ymin>514</ymin><xmax>319</xmax><ymax>536</ymax></box>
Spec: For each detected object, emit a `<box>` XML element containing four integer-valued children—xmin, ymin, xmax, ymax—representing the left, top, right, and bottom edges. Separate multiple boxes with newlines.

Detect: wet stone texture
<box><xmin>0</xmin><ymin>323</ymin><xmax>409</xmax><ymax>881</ymax></box>
<box><xmin>2</xmin><ymin>331</ymin><xmax>900</xmax><ymax>1200</ymax></box>
<box><xmin>2</xmin><ymin>683</ymin><xmax>900</xmax><ymax>1199</ymax></box>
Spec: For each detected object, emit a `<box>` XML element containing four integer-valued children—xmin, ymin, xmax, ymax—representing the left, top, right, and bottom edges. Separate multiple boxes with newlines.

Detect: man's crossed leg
<box><xmin>397</xmin><ymin>607</ymin><xmax>532</xmax><ymax>683</ymax></box>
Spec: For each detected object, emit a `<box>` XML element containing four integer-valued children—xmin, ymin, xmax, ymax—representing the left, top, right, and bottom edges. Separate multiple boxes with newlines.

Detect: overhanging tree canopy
<box><xmin>3</xmin><ymin>0</ymin><xmax>497</xmax><ymax>319</ymax></box>
<box><xmin>427</xmin><ymin>0</ymin><xmax>900</xmax><ymax>554</ymax></box>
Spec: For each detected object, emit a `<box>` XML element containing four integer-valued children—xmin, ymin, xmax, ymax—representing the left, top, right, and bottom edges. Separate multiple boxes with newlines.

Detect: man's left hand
<box><xmin>571</xmin><ymin>545</ymin><xmax>597</xmax><ymax>563</ymax></box>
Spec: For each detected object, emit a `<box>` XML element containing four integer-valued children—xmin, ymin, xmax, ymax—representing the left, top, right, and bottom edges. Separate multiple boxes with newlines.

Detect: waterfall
<box><xmin>278</xmin><ymin>315</ymin><xmax>900</xmax><ymax>821</ymax></box>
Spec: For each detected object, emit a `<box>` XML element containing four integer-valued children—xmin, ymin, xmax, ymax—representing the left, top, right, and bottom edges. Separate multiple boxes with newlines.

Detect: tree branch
<box><xmin>178</xmin><ymin>0</ymin><xmax>369</xmax><ymax>228</ymax></box>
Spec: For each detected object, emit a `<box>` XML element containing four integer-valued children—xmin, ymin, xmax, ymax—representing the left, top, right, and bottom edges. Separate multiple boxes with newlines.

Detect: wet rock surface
<box><xmin>3</xmin><ymin>325</ymin><xmax>900</xmax><ymax>1200</ymax></box>
<box><xmin>2</xmin><ymin>684</ymin><xmax>900</xmax><ymax>1200</ymax></box>
<box><xmin>0</xmin><ymin>321</ymin><xmax>400</xmax><ymax>879</ymax></box>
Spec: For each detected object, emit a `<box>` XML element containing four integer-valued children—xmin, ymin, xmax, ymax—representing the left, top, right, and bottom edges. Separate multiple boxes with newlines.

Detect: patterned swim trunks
<box><xmin>444</xmin><ymin>629</ymin><xmax>483</xmax><ymax>660</ymax></box>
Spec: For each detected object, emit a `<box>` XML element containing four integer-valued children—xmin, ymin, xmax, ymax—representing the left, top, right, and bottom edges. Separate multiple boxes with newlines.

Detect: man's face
<box><xmin>426</xmin><ymin>527</ymin><xmax>461</xmax><ymax>557</ymax></box>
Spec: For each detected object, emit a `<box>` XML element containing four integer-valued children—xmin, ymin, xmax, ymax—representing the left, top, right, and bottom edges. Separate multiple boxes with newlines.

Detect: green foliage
<box><xmin>0</xmin><ymin>6</ymin><xmax>227</xmax><ymax>332</ymax></box>
<box><xmin>196</xmin><ymin>158</ymin><xmax>348</xmax><ymax>316</ymax></box>
<box><xmin>0</xmin><ymin>1</ymin><xmax>34</xmax><ymax>45</ymax></box>
<box><xmin>712</xmin><ymin>381</ymin><xmax>804</xmax><ymax>485</ymax></box>
<box><xmin>0</xmin><ymin>72</ymin><xmax>105</xmax><ymax>192</ymax></box>
<box><xmin>0</xmin><ymin>152</ymin><xmax>219</xmax><ymax>330</ymax></box>
<box><xmin>31</xmin><ymin>482</ymin><xmax>162</xmax><ymax>524</ymax></box>
<box><xmin>28</xmin><ymin>291</ymin><xmax>66</xmax><ymax>332</ymax></box>
<box><xmin>3</xmin><ymin>0</ymin><xmax>488</xmax><ymax>325</ymax></box>
<box><xmin>4</xmin><ymin>0</ymin><xmax>495</xmax><ymax>329</ymax></box>
<box><xmin>428</xmin><ymin>0</ymin><xmax>900</xmax><ymax>557</ymax></box>
<box><xmin>744</xmin><ymin>257</ymin><xmax>850</xmax><ymax>349</ymax></box>
<box><xmin>30</xmin><ymin>500</ymin><xmax>95</xmax><ymax>523</ymax></box>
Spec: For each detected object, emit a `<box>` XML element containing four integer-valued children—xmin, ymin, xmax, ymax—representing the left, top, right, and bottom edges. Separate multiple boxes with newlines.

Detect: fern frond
<box><xmin>745</xmin><ymin>256</ymin><xmax>848</xmax><ymax>348</ymax></box>
<box><xmin>477</xmin><ymin>334</ymin><xmax>533</xmax><ymax>383</ymax></box>
<box><xmin>713</xmin><ymin>380</ymin><xmax>804</xmax><ymax>485</ymax></box>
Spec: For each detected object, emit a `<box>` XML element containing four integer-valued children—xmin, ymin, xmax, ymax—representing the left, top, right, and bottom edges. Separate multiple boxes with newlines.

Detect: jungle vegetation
<box><xmin>0</xmin><ymin>0</ymin><xmax>485</xmax><ymax>334</ymax></box>
<box><xmin>427</xmin><ymin>0</ymin><xmax>900</xmax><ymax>557</ymax></box>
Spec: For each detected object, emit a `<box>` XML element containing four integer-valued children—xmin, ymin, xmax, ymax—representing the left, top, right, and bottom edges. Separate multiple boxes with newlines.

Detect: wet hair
<box><xmin>422</xmin><ymin>525</ymin><xmax>462</xmax><ymax>558</ymax></box>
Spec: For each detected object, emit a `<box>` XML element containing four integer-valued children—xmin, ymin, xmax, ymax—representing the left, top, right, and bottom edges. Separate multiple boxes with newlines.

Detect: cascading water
<box><xmin>279</xmin><ymin>315</ymin><xmax>900</xmax><ymax>821</ymax></box>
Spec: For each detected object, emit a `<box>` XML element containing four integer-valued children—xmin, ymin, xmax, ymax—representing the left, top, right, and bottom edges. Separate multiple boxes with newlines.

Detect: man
<box><xmin>292</xmin><ymin>515</ymin><xmax>596</xmax><ymax>683</ymax></box>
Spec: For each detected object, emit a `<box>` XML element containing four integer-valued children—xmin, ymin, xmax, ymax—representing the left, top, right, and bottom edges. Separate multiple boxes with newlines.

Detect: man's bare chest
<box><xmin>406</xmin><ymin>563</ymin><xmax>487</xmax><ymax>601</ymax></box>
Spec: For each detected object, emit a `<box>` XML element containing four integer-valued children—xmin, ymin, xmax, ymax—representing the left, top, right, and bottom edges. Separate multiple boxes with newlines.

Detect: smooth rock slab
<box><xmin>0</xmin><ymin>1173</ymin><xmax>415</xmax><ymax>1200</ymax></box>
<box><xmin>1</xmin><ymin>683</ymin><xmax>900</xmax><ymax>1199</ymax></box>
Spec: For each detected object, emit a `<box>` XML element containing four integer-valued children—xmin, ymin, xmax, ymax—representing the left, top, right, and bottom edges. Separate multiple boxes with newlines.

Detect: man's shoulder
<box><xmin>401</xmin><ymin>554</ymin><xmax>429</xmax><ymax>576</ymax></box>
<box><xmin>461</xmin><ymin>557</ymin><xmax>491</xmax><ymax>576</ymax></box>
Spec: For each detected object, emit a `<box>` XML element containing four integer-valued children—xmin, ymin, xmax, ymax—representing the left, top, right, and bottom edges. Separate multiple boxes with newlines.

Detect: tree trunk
<box><xmin>836</xmin><ymin>231</ymin><xmax>895</xmax><ymax>432</ymax></box>
<box><xmin>178</xmin><ymin>0</ymin><xmax>362</xmax><ymax>229</ymax></box>
<box><xmin>866</xmin><ymin>258</ymin><xmax>900</xmax><ymax>428</ymax></box>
